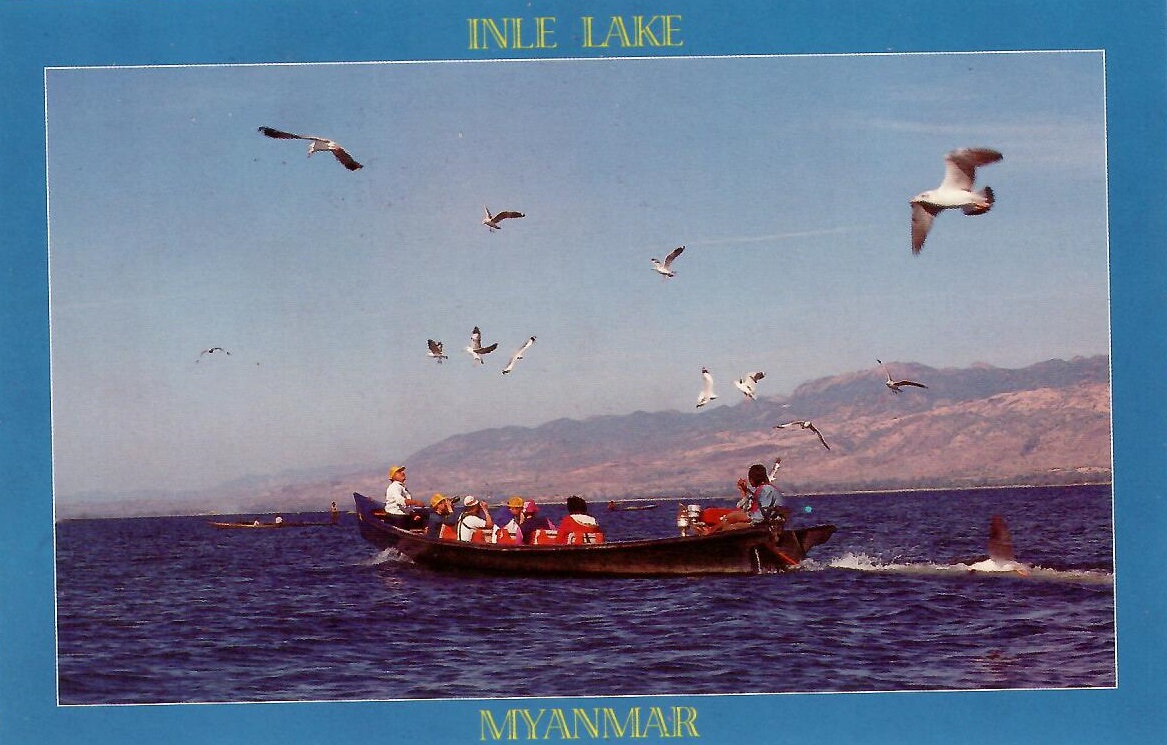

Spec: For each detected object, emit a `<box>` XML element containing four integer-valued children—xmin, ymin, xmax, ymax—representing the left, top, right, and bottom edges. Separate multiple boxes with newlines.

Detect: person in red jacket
<box><xmin>557</xmin><ymin>495</ymin><xmax>604</xmax><ymax>544</ymax></box>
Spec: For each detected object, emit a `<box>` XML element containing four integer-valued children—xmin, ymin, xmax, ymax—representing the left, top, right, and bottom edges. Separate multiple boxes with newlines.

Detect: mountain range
<box><xmin>59</xmin><ymin>355</ymin><xmax>1110</xmax><ymax>518</ymax></box>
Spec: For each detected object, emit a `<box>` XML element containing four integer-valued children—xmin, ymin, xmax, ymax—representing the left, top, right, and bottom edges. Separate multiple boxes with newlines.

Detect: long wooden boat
<box><xmin>353</xmin><ymin>492</ymin><xmax>835</xmax><ymax>576</ymax></box>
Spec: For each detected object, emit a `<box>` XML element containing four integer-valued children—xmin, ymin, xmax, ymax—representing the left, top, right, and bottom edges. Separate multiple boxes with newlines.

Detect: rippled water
<box><xmin>55</xmin><ymin>484</ymin><xmax>1114</xmax><ymax>704</ymax></box>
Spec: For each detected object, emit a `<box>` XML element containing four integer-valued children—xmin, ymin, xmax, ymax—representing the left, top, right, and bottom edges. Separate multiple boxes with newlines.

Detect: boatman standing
<box><xmin>384</xmin><ymin>465</ymin><xmax>426</xmax><ymax>529</ymax></box>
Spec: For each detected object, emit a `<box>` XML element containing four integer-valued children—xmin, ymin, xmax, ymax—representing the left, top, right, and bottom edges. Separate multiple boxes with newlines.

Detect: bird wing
<box><xmin>749</xmin><ymin>371</ymin><xmax>765</xmax><ymax>383</ymax></box>
<box><xmin>893</xmin><ymin>379</ymin><xmax>928</xmax><ymax>389</ymax></box>
<box><xmin>941</xmin><ymin>147</ymin><xmax>1003</xmax><ymax>191</ymax></box>
<box><xmin>258</xmin><ymin>126</ymin><xmax>306</xmax><ymax>140</ymax></box>
<box><xmin>428</xmin><ymin>339</ymin><xmax>444</xmax><ymax>355</ymax></box>
<box><xmin>483</xmin><ymin>205</ymin><xmax>493</xmax><ymax>220</ymax></box>
<box><xmin>329</xmin><ymin>147</ymin><xmax>363</xmax><ymax>171</ymax></box>
<box><xmin>910</xmin><ymin>202</ymin><xmax>939</xmax><ymax>254</ymax></box>
<box><xmin>807</xmin><ymin>423</ymin><xmax>831</xmax><ymax>450</ymax></box>
<box><xmin>476</xmin><ymin>342</ymin><xmax>498</xmax><ymax>355</ymax></box>
<box><xmin>471</xmin><ymin>327</ymin><xmax>482</xmax><ymax>347</ymax></box>
<box><xmin>495</xmin><ymin>211</ymin><xmax>524</xmax><ymax>221</ymax></box>
<box><xmin>663</xmin><ymin>245</ymin><xmax>685</xmax><ymax>267</ymax></box>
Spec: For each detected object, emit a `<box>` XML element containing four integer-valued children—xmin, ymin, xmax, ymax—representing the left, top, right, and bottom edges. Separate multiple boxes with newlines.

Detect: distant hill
<box><xmin>58</xmin><ymin>356</ymin><xmax>1111</xmax><ymax>518</ymax></box>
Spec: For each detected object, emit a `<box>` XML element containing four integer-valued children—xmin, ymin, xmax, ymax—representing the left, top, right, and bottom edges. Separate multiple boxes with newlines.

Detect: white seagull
<box><xmin>426</xmin><ymin>339</ymin><xmax>448</xmax><ymax>363</ymax></box>
<box><xmin>877</xmin><ymin>359</ymin><xmax>928</xmax><ymax>394</ymax></box>
<box><xmin>650</xmin><ymin>245</ymin><xmax>685</xmax><ymax>278</ymax></box>
<box><xmin>482</xmin><ymin>205</ymin><xmax>525</xmax><ymax>231</ymax></box>
<box><xmin>196</xmin><ymin>346</ymin><xmax>230</xmax><ymax>362</ymax></box>
<box><xmin>257</xmin><ymin>126</ymin><xmax>363</xmax><ymax>171</ymax></box>
<box><xmin>502</xmin><ymin>336</ymin><xmax>537</xmax><ymax>374</ymax></box>
<box><xmin>465</xmin><ymin>326</ymin><xmax>499</xmax><ymax>364</ymax></box>
<box><xmin>696</xmin><ymin>367</ymin><xmax>718</xmax><ymax>408</ymax></box>
<box><xmin>734</xmin><ymin>371</ymin><xmax>765</xmax><ymax>400</ymax></box>
<box><xmin>774</xmin><ymin>420</ymin><xmax>831</xmax><ymax>450</ymax></box>
<box><xmin>910</xmin><ymin>147</ymin><xmax>1003</xmax><ymax>254</ymax></box>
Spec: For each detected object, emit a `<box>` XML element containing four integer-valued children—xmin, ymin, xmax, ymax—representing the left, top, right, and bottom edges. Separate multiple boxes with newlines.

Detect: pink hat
<box><xmin>523</xmin><ymin>500</ymin><xmax>538</xmax><ymax>514</ymax></box>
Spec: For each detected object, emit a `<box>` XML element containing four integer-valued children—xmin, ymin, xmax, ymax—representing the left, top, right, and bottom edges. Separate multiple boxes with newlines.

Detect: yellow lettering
<box><xmin>634</xmin><ymin>16</ymin><xmax>662</xmax><ymax>47</ymax></box>
<box><xmin>480</xmin><ymin>710</ymin><xmax>517</xmax><ymax>741</ymax></box>
<box><xmin>519</xmin><ymin>709</ymin><xmax>546</xmax><ymax>739</ymax></box>
<box><xmin>573</xmin><ymin>709</ymin><xmax>601</xmax><ymax>739</ymax></box>
<box><xmin>673</xmin><ymin>707</ymin><xmax>699</xmax><ymax>737</ymax></box>
<box><xmin>544</xmin><ymin>709</ymin><xmax>575</xmax><ymax>739</ymax></box>
<box><xmin>536</xmin><ymin>16</ymin><xmax>557</xmax><ymax>49</ymax></box>
<box><xmin>662</xmin><ymin>15</ymin><xmax>683</xmax><ymax>47</ymax></box>
<box><xmin>603</xmin><ymin>708</ymin><xmax>640</xmax><ymax>738</ymax></box>
<box><xmin>601</xmin><ymin>16</ymin><xmax>631</xmax><ymax>48</ymax></box>
<box><xmin>641</xmin><ymin>707</ymin><xmax>671</xmax><ymax>738</ymax></box>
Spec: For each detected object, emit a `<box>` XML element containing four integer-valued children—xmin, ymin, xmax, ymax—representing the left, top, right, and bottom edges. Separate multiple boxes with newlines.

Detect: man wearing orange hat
<box><xmin>383</xmin><ymin>465</ymin><xmax>426</xmax><ymax>529</ymax></box>
<box><xmin>492</xmin><ymin>496</ymin><xmax>526</xmax><ymax>542</ymax></box>
<box><xmin>425</xmin><ymin>493</ymin><xmax>458</xmax><ymax>539</ymax></box>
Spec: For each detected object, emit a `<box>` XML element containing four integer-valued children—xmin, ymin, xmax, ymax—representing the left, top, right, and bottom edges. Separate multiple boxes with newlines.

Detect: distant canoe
<box><xmin>618</xmin><ymin>504</ymin><xmax>658</xmax><ymax>511</ymax></box>
<box><xmin>353</xmin><ymin>492</ymin><xmax>835</xmax><ymax>576</ymax></box>
<box><xmin>208</xmin><ymin>521</ymin><xmax>334</xmax><ymax>529</ymax></box>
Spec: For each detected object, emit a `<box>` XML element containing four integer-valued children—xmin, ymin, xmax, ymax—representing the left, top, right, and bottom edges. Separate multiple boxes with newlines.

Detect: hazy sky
<box><xmin>46</xmin><ymin>51</ymin><xmax>1109</xmax><ymax>501</ymax></box>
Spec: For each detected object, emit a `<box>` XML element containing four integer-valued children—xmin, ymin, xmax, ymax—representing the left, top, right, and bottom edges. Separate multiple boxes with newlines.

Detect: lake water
<box><xmin>55</xmin><ymin>483</ymin><xmax>1114</xmax><ymax>704</ymax></box>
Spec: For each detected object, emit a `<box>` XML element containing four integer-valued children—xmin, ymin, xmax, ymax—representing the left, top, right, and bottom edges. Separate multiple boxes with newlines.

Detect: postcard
<box><xmin>2</xmin><ymin>1</ymin><xmax>1164</xmax><ymax>743</ymax></box>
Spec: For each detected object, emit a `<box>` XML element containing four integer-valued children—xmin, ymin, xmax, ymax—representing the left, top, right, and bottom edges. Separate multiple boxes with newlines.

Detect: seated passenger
<box><xmin>516</xmin><ymin>500</ymin><xmax>554</xmax><ymax>544</ymax></box>
<box><xmin>456</xmin><ymin>496</ymin><xmax>494</xmax><ymax>542</ymax></box>
<box><xmin>492</xmin><ymin>496</ymin><xmax>525</xmax><ymax>543</ymax></box>
<box><xmin>707</xmin><ymin>463</ymin><xmax>790</xmax><ymax>533</ymax></box>
<box><xmin>557</xmin><ymin>495</ymin><xmax>604</xmax><ymax>544</ymax></box>
<box><xmin>426</xmin><ymin>493</ymin><xmax>458</xmax><ymax>539</ymax></box>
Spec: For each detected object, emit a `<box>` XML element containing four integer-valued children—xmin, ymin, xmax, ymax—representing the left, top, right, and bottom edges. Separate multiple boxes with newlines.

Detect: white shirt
<box><xmin>457</xmin><ymin>512</ymin><xmax>488</xmax><ymax>541</ymax></box>
<box><xmin>384</xmin><ymin>481</ymin><xmax>412</xmax><ymax>515</ymax></box>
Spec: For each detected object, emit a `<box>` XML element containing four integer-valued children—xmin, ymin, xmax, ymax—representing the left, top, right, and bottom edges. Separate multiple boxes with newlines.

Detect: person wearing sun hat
<box><xmin>492</xmin><ymin>496</ymin><xmax>526</xmax><ymax>542</ymax></box>
<box><xmin>425</xmin><ymin>493</ymin><xmax>458</xmax><ymax>539</ymax></box>
<box><xmin>455</xmin><ymin>495</ymin><xmax>493</xmax><ymax>541</ymax></box>
<box><xmin>383</xmin><ymin>465</ymin><xmax>425</xmax><ymax>529</ymax></box>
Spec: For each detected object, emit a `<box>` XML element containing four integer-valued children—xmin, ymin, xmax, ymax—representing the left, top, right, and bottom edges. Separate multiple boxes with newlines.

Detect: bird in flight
<box><xmin>910</xmin><ymin>147</ymin><xmax>1003</xmax><ymax>254</ymax></box>
<box><xmin>465</xmin><ymin>326</ymin><xmax>498</xmax><ymax>364</ymax></box>
<box><xmin>426</xmin><ymin>339</ymin><xmax>448</xmax><ymax>363</ymax></box>
<box><xmin>696</xmin><ymin>367</ymin><xmax>718</xmax><ymax>408</ymax></box>
<box><xmin>650</xmin><ymin>246</ymin><xmax>685</xmax><ymax>278</ymax></box>
<box><xmin>482</xmin><ymin>205</ymin><xmax>525</xmax><ymax>231</ymax></box>
<box><xmin>877</xmin><ymin>359</ymin><xmax>928</xmax><ymax>394</ymax></box>
<box><xmin>196</xmin><ymin>347</ymin><xmax>230</xmax><ymax>362</ymax></box>
<box><xmin>774</xmin><ymin>420</ymin><xmax>831</xmax><ymax>450</ymax></box>
<box><xmin>257</xmin><ymin>126</ymin><xmax>363</xmax><ymax>171</ymax></box>
<box><xmin>502</xmin><ymin>336</ymin><xmax>537</xmax><ymax>375</ymax></box>
<box><xmin>734</xmin><ymin>371</ymin><xmax>765</xmax><ymax>401</ymax></box>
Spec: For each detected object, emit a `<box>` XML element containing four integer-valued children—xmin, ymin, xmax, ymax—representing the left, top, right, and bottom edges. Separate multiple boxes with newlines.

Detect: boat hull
<box><xmin>353</xmin><ymin>492</ymin><xmax>834</xmax><ymax>576</ymax></box>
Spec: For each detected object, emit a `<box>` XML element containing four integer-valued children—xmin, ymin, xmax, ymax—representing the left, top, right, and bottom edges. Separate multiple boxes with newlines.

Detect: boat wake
<box><xmin>806</xmin><ymin>552</ymin><xmax>1113</xmax><ymax>585</ymax></box>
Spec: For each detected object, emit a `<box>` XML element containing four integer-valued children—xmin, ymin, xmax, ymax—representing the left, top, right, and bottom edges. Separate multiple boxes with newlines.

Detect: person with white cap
<box><xmin>383</xmin><ymin>465</ymin><xmax>426</xmax><ymax>529</ymax></box>
<box><xmin>456</xmin><ymin>496</ymin><xmax>494</xmax><ymax>541</ymax></box>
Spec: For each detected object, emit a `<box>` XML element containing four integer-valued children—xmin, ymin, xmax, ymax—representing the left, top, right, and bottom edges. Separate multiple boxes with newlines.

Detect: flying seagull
<box><xmin>482</xmin><ymin>205</ymin><xmax>525</xmax><ymax>231</ymax></box>
<box><xmin>650</xmin><ymin>245</ymin><xmax>685</xmax><ymax>278</ymax></box>
<box><xmin>502</xmin><ymin>336</ymin><xmax>537</xmax><ymax>374</ymax></box>
<box><xmin>465</xmin><ymin>326</ymin><xmax>499</xmax><ymax>364</ymax></box>
<box><xmin>426</xmin><ymin>339</ymin><xmax>448</xmax><ymax>363</ymax></box>
<box><xmin>196</xmin><ymin>347</ymin><xmax>230</xmax><ymax>362</ymax></box>
<box><xmin>774</xmin><ymin>420</ymin><xmax>831</xmax><ymax>450</ymax></box>
<box><xmin>257</xmin><ymin>126</ymin><xmax>363</xmax><ymax>171</ymax></box>
<box><xmin>910</xmin><ymin>147</ymin><xmax>1003</xmax><ymax>254</ymax></box>
<box><xmin>877</xmin><ymin>359</ymin><xmax>928</xmax><ymax>394</ymax></box>
<box><xmin>696</xmin><ymin>367</ymin><xmax>719</xmax><ymax>408</ymax></box>
<box><xmin>734</xmin><ymin>371</ymin><xmax>765</xmax><ymax>400</ymax></box>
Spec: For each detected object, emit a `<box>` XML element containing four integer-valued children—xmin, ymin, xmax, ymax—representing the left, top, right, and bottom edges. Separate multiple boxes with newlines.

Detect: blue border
<box><xmin>3</xmin><ymin>1</ymin><xmax>1164</xmax><ymax>743</ymax></box>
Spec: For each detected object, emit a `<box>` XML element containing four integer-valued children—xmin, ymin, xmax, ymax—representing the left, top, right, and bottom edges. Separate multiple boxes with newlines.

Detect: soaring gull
<box><xmin>427</xmin><ymin>339</ymin><xmax>448</xmax><ymax>363</ymax></box>
<box><xmin>257</xmin><ymin>126</ymin><xmax>363</xmax><ymax>171</ymax></box>
<box><xmin>774</xmin><ymin>420</ymin><xmax>831</xmax><ymax>450</ymax></box>
<box><xmin>910</xmin><ymin>147</ymin><xmax>1003</xmax><ymax>254</ymax></box>
<box><xmin>877</xmin><ymin>359</ymin><xmax>928</xmax><ymax>394</ymax></box>
<box><xmin>482</xmin><ymin>205</ymin><xmax>525</xmax><ymax>231</ymax></box>
<box><xmin>502</xmin><ymin>336</ymin><xmax>537</xmax><ymax>375</ymax></box>
<box><xmin>196</xmin><ymin>346</ymin><xmax>230</xmax><ymax>362</ymax></box>
<box><xmin>696</xmin><ymin>367</ymin><xmax>718</xmax><ymax>408</ymax></box>
<box><xmin>650</xmin><ymin>245</ymin><xmax>685</xmax><ymax>278</ymax></box>
<box><xmin>465</xmin><ymin>326</ymin><xmax>499</xmax><ymax>364</ymax></box>
<box><xmin>734</xmin><ymin>371</ymin><xmax>765</xmax><ymax>400</ymax></box>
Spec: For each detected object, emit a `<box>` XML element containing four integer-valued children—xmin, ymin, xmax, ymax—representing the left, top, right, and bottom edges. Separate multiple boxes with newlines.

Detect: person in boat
<box><xmin>708</xmin><ymin>463</ymin><xmax>789</xmax><ymax>532</ymax></box>
<box><xmin>456</xmin><ymin>496</ymin><xmax>494</xmax><ymax>541</ymax></box>
<box><xmin>330</xmin><ymin>501</ymin><xmax>339</xmax><ymax>525</ymax></box>
<box><xmin>516</xmin><ymin>500</ymin><xmax>555</xmax><ymax>544</ymax></box>
<box><xmin>426</xmin><ymin>493</ymin><xmax>458</xmax><ymax>539</ymax></box>
<box><xmin>556</xmin><ymin>495</ymin><xmax>604</xmax><ymax>544</ymax></box>
<box><xmin>383</xmin><ymin>465</ymin><xmax>426</xmax><ymax>529</ymax></box>
<box><xmin>492</xmin><ymin>496</ymin><xmax>525</xmax><ymax>542</ymax></box>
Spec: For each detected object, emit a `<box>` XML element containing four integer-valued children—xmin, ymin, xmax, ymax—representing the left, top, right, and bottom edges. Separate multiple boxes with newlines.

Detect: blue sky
<box><xmin>46</xmin><ymin>51</ymin><xmax>1109</xmax><ymax>500</ymax></box>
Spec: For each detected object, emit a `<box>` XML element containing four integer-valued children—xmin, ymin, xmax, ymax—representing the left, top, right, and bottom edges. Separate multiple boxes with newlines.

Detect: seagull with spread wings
<box><xmin>877</xmin><ymin>359</ymin><xmax>928</xmax><ymax>394</ymax></box>
<box><xmin>774</xmin><ymin>420</ymin><xmax>831</xmax><ymax>450</ymax></box>
<box><xmin>650</xmin><ymin>245</ymin><xmax>685</xmax><ymax>278</ymax></box>
<box><xmin>482</xmin><ymin>205</ymin><xmax>525</xmax><ymax>231</ymax></box>
<box><xmin>257</xmin><ymin>126</ymin><xmax>363</xmax><ymax>171</ymax></box>
<box><xmin>196</xmin><ymin>347</ymin><xmax>230</xmax><ymax>363</ymax></box>
<box><xmin>910</xmin><ymin>147</ymin><xmax>1003</xmax><ymax>253</ymax></box>
<box><xmin>734</xmin><ymin>371</ymin><xmax>765</xmax><ymax>400</ymax></box>
<box><xmin>465</xmin><ymin>326</ymin><xmax>499</xmax><ymax>364</ymax></box>
<box><xmin>502</xmin><ymin>336</ymin><xmax>537</xmax><ymax>375</ymax></box>
<box><xmin>426</xmin><ymin>339</ymin><xmax>448</xmax><ymax>363</ymax></box>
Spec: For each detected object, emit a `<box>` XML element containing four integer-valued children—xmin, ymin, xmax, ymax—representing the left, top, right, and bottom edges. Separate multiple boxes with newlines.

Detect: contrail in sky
<box><xmin>685</xmin><ymin>225</ymin><xmax>870</xmax><ymax>248</ymax></box>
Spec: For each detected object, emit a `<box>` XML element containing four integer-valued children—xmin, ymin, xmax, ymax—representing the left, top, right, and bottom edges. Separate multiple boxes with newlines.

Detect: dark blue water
<box><xmin>55</xmin><ymin>484</ymin><xmax>1114</xmax><ymax>704</ymax></box>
